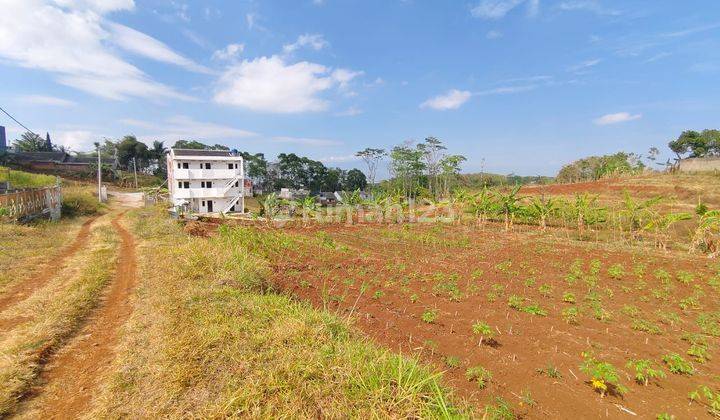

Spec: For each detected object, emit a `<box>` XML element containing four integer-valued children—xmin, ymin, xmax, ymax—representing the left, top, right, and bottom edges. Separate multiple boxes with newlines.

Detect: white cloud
<box><xmin>271</xmin><ymin>136</ymin><xmax>341</xmax><ymax>146</ymax></box>
<box><xmin>486</xmin><ymin>30</ymin><xmax>503</xmax><ymax>39</ymax></box>
<box><xmin>107</xmin><ymin>23</ymin><xmax>210</xmax><ymax>73</ymax></box>
<box><xmin>568</xmin><ymin>58</ymin><xmax>601</xmax><ymax>72</ymax></box>
<box><xmin>471</xmin><ymin>0</ymin><xmax>538</xmax><ymax>19</ymax></box>
<box><xmin>18</xmin><ymin>95</ymin><xmax>77</xmax><ymax>107</ymax></box>
<box><xmin>212</xmin><ymin>43</ymin><xmax>245</xmax><ymax>61</ymax></box>
<box><xmin>53</xmin><ymin>129</ymin><xmax>98</xmax><ymax>151</ymax></box>
<box><xmin>662</xmin><ymin>22</ymin><xmax>720</xmax><ymax>38</ymax></box>
<box><xmin>593</xmin><ymin>112</ymin><xmax>642</xmax><ymax>125</ymax></box>
<box><xmin>318</xmin><ymin>155</ymin><xmax>362</xmax><ymax>163</ymax></box>
<box><xmin>121</xmin><ymin>115</ymin><xmax>257</xmax><ymax>143</ymax></box>
<box><xmin>420</xmin><ymin>89</ymin><xmax>472</xmax><ymax>110</ymax></box>
<box><xmin>213</xmin><ymin>55</ymin><xmax>361</xmax><ymax>113</ymax></box>
<box><xmin>558</xmin><ymin>1</ymin><xmax>620</xmax><ymax>16</ymax></box>
<box><xmin>283</xmin><ymin>34</ymin><xmax>329</xmax><ymax>54</ymax></box>
<box><xmin>0</xmin><ymin>0</ymin><xmax>193</xmax><ymax>101</ymax></box>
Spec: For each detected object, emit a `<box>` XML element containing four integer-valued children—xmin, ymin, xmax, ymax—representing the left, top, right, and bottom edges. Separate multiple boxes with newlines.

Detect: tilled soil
<box><xmin>267</xmin><ymin>223</ymin><xmax>720</xmax><ymax>418</ymax></box>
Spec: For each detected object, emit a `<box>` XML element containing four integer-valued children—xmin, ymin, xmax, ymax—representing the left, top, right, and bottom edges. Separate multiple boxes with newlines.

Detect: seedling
<box><xmin>536</xmin><ymin>364</ymin><xmax>562</xmax><ymax>379</ymax></box>
<box><xmin>662</xmin><ymin>353</ymin><xmax>694</xmax><ymax>375</ymax></box>
<box><xmin>508</xmin><ymin>295</ymin><xmax>523</xmax><ymax>310</ymax></box>
<box><xmin>562</xmin><ymin>292</ymin><xmax>576</xmax><ymax>303</ymax></box>
<box><xmin>676</xmin><ymin>271</ymin><xmax>694</xmax><ymax>285</ymax></box>
<box><xmin>538</xmin><ymin>284</ymin><xmax>552</xmax><ymax>297</ymax></box>
<box><xmin>484</xmin><ymin>397</ymin><xmax>514</xmax><ymax>419</ymax></box>
<box><xmin>410</xmin><ymin>293</ymin><xmax>419</xmax><ymax>303</ymax></box>
<box><xmin>631</xmin><ymin>319</ymin><xmax>662</xmax><ymax>335</ymax></box>
<box><xmin>689</xmin><ymin>385</ymin><xmax>720</xmax><ymax>417</ymax></box>
<box><xmin>472</xmin><ymin>321</ymin><xmax>496</xmax><ymax>346</ymax></box>
<box><xmin>626</xmin><ymin>359</ymin><xmax>666</xmax><ymax>386</ymax></box>
<box><xmin>562</xmin><ymin>307</ymin><xmax>580</xmax><ymax>324</ymax></box>
<box><xmin>522</xmin><ymin>303</ymin><xmax>548</xmax><ymax>317</ymax></box>
<box><xmin>373</xmin><ymin>290</ymin><xmax>384</xmax><ymax>300</ymax></box>
<box><xmin>621</xmin><ymin>305</ymin><xmax>640</xmax><ymax>318</ymax></box>
<box><xmin>519</xmin><ymin>389</ymin><xmax>536</xmax><ymax>407</ymax></box>
<box><xmin>524</xmin><ymin>277</ymin><xmax>536</xmax><ymax>287</ymax></box>
<box><xmin>466</xmin><ymin>366</ymin><xmax>492</xmax><ymax>389</ymax></box>
<box><xmin>608</xmin><ymin>264</ymin><xmax>625</xmax><ymax>280</ymax></box>
<box><xmin>579</xmin><ymin>352</ymin><xmax>627</xmax><ymax>397</ymax></box>
<box><xmin>421</xmin><ymin>309</ymin><xmax>438</xmax><ymax>324</ymax></box>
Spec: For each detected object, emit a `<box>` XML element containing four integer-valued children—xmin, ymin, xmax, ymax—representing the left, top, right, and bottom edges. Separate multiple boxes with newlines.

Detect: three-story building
<box><xmin>167</xmin><ymin>148</ymin><xmax>245</xmax><ymax>214</ymax></box>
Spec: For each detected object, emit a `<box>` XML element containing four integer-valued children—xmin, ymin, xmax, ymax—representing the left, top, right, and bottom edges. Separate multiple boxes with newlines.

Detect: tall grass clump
<box><xmin>61</xmin><ymin>185</ymin><xmax>105</xmax><ymax>217</ymax></box>
<box><xmin>91</xmin><ymin>206</ymin><xmax>465</xmax><ymax>418</ymax></box>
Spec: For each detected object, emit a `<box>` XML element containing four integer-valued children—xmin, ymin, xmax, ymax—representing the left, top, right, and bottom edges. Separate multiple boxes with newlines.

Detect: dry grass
<box><xmin>0</xmin><ymin>167</ymin><xmax>56</xmax><ymax>189</ymax></box>
<box><xmin>0</xmin><ymin>217</ymin><xmax>119</xmax><ymax>416</ymax></box>
<box><xmin>90</xmin><ymin>206</ymin><xmax>465</xmax><ymax>418</ymax></box>
<box><xmin>0</xmin><ymin>217</ymin><xmax>88</xmax><ymax>291</ymax></box>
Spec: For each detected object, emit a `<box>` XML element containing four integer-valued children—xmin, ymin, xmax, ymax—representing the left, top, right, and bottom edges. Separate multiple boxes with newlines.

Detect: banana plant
<box><xmin>618</xmin><ymin>190</ymin><xmax>663</xmax><ymax>240</ymax></box>
<box><xmin>528</xmin><ymin>195</ymin><xmax>558</xmax><ymax>231</ymax></box>
<box><xmin>495</xmin><ymin>184</ymin><xmax>523</xmax><ymax>231</ymax></box>
<box><xmin>299</xmin><ymin>196</ymin><xmax>318</xmax><ymax>226</ymax></box>
<box><xmin>692</xmin><ymin>210</ymin><xmax>720</xmax><ymax>257</ymax></box>
<box><xmin>469</xmin><ymin>187</ymin><xmax>495</xmax><ymax>227</ymax></box>
<box><xmin>451</xmin><ymin>188</ymin><xmax>472</xmax><ymax>224</ymax></box>
<box><xmin>260</xmin><ymin>192</ymin><xmax>281</xmax><ymax>225</ymax></box>
<box><xmin>566</xmin><ymin>193</ymin><xmax>605</xmax><ymax>236</ymax></box>
<box><xmin>643</xmin><ymin>211</ymin><xmax>692</xmax><ymax>251</ymax></box>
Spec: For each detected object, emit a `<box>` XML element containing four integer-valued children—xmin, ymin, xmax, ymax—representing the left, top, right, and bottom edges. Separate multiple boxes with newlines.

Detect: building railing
<box><xmin>173</xmin><ymin>187</ymin><xmax>243</xmax><ymax>199</ymax></box>
<box><xmin>173</xmin><ymin>169</ymin><xmax>241</xmax><ymax>180</ymax></box>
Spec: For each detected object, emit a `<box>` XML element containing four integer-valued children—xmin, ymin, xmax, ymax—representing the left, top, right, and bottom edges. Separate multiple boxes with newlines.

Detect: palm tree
<box><xmin>151</xmin><ymin>140</ymin><xmax>168</xmax><ymax>160</ymax></box>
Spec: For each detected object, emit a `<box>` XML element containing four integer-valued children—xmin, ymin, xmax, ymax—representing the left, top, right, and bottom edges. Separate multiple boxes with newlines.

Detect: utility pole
<box><xmin>94</xmin><ymin>142</ymin><xmax>102</xmax><ymax>202</ymax></box>
<box><xmin>132</xmin><ymin>157</ymin><xmax>138</xmax><ymax>189</ymax></box>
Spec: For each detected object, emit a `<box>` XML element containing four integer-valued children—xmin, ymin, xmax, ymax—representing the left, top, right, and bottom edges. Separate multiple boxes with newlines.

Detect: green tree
<box><xmin>439</xmin><ymin>154</ymin><xmax>466</xmax><ymax>197</ymax></box>
<box><xmin>173</xmin><ymin>140</ymin><xmax>229</xmax><ymax>150</ymax></box>
<box><xmin>116</xmin><ymin>135</ymin><xmax>150</xmax><ymax>170</ymax></box>
<box><xmin>669</xmin><ymin>129</ymin><xmax>720</xmax><ymax>160</ymax></box>
<box><xmin>344</xmin><ymin>168</ymin><xmax>367</xmax><ymax>191</ymax></box>
<box><xmin>355</xmin><ymin>147</ymin><xmax>386</xmax><ymax>187</ymax></box>
<box><xmin>13</xmin><ymin>131</ymin><xmax>50</xmax><ymax>152</ymax></box>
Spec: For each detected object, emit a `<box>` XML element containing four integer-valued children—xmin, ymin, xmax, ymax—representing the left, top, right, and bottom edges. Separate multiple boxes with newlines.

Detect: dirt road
<box><xmin>18</xmin><ymin>211</ymin><xmax>138</xmax><ymax>418</ymax></box>
<box><xmin>0</xmin><ymin>217</ymin><xmax>97</xmax><ymax>313</ymax></box>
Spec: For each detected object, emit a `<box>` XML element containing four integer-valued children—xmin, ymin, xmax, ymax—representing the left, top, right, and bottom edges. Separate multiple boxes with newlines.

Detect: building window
<box><xmin>228</xmin><ymin>163</ymin><xmax>233</xmax><ymax>170</ymax></box>
<box><xmin>202</xmin><ymin>201</ymin><xmax>206</xmax><ymax>206</ymax></box>
<box><xmin>206</xmin><ymin>181</ymin><xmax>212</xmax><ymax>188</ymax></box>
<box><xmin>234</xmin><ymin>181</ymin><xmax>239</xmax><ymax>187</ymax></box>
<box><xmin>183</xmin><ymin>181</ymin><xmax>189</xmax><ymax>188</ymax></box>
<box><xmin>177</xmin><ymin>163</ymin><xmax>181</xmax><ymax>169</ymax></box>
<box><xmin>177</xmin><ymin>181</ymin><xmax>182</xmax><ymax>188</ymax></box>
<box><xmin>204</xmin><ymin>163</ymin><xmax>211</xmax><ymax>169</ymax></box>
<box><xmin>182</xmin><ymin>162</ymin><xmax>189</xmax><ymax>169</ymax></box>
<box><xmin>200</xmin><ymin>181</ymin><xmax>204</xmax><ymax>188</ymax></box>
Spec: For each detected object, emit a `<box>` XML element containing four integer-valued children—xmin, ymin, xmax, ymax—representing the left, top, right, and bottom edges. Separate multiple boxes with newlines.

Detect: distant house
<box><xmin>167</xmin><ymin>148</ymin><xmax>245</xmax><ymax>214</ymax></box>
<box><xmin>317</xmin><ymin>191</ymin><xmax>338</xmax><ymax>206</ymax></box>
<box><xmin>278</xmin><ymin>187</ymin><xmax>309</xmax><ymax>200</ymax></box>
<box><xmin>11</xmin><ymin>151</ymin><xmax>96</xmax><ymax>173</ymax></box>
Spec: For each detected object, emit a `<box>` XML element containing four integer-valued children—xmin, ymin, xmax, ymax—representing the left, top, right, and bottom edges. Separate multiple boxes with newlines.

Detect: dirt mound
<box><xmin>183</xmin><ymin>221</ymin><xmax>214</xmax><ymax>237</ymax></box>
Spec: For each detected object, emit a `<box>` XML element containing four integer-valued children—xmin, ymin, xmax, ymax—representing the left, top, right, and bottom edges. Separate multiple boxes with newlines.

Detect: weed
<box><xmin>421</xmin><ymin>309</ymin><xmax>438</xmax><ymax>324</ymax></box>
<box><xmin>579</xmin><ymin>352</ymin><xmax>627</xmax><ymax>397</ymax></box>
<box><xmin>519</xmin><ymin>389</ymin><xmax>536</xmax><ymax>408</ymax></box>
<box><xmin>445</xmin><ymin>356</ymin><xmax>461</xmax><ymax>369</ymax></box>
<box><xmin>662</xmin><ymin>353</ymin><xmax>694</xmax><ymax>375</ymax></box>
<box><xmin>484</xmin><ymin>397</ymin><xmax>514</xmax><ymax>419</ymax></box>
<box><xmin>626</xmin><ymin>359</ymin><xmax>666</xmax><ymax>386</ymax></box>
<box><xmin>465</xmin><ymin>366</ymin><xmax>492</xmax><ymax>389</ymax></box>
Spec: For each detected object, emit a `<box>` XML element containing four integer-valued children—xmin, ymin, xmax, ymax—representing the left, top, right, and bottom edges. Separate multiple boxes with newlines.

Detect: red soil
<box><xmin>266</xmin><ymin>223</ymin><xmax>719</xmax><ymax>418</ymax></box>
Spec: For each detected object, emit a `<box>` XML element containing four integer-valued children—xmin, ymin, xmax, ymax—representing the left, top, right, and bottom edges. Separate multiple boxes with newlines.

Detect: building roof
<box><xmin>13</xmin><ymin>151</ymin><xmax>69</xmax><ymax>162</ymax></box>
<box><xmin>172</xmin><ymin>148</ymin><xmax>233</xmax><ymax>157</ymax></box>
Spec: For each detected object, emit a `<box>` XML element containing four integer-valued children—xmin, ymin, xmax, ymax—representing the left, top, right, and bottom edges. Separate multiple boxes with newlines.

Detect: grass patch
<box><xmin>90</xmin><ymin>206</ymin><xmax>464</xmax><ymax>418</ymax></box>
<box><xmin>0</xmin><ymin>167</ymin><xmax>56</xmax><ymax>188</ymax></box>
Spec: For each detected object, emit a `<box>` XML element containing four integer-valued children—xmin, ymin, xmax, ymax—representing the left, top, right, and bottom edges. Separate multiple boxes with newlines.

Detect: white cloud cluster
<box><xmin>18</xmin><ymin>95</ymin><xmax>77</xmax><ymax>107</ymax></box>
<box><xmin>212</xmin><ymin>43</ymin><xmax>245</xmax><ymax>61</ymax></box>
<box><xmin>593</xmin><ymin>112</ymin><xmax>642</xmax><ymax>125</ymax></box>
<box><xmin>283</xmin><ymin>34</ymin><xmax>329</xmax><ymax>54</ymax></box>
<box><xmin>121</xmin><ymin>115</ymin><xmax>257</xmax><ymax>142</ymax></box>
<box><xmin>213</xmin><ymin>55</ymin><xmax>361</xmax><ymax>113</ymax></box>
<box><xmin>558</xmin><ymin>1</ymin><xmax>620</xmax><ymax>16</ymax></box>
<box><xmin>0</xmin><ymin>0</ymin><xmax>205</xmax><ymax>100</ymax></box>
<box><xmin>420</xmin><ymin>89</ymin><xmax>472</xmax><ymax>110</ymax></box>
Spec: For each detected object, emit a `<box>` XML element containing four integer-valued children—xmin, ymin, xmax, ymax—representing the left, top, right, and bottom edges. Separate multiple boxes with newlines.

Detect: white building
<box><xmin>167</xmin><ymin>148</ymin><xmax>245</xmax><ymax>214</ymax></box>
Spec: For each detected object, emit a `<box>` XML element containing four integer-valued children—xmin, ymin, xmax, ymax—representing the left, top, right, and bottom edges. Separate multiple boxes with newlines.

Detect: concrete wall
<box><xmin>678</xmin><ymin>157</ymin><xmax>720</xmax><ymax>173</ymax></box>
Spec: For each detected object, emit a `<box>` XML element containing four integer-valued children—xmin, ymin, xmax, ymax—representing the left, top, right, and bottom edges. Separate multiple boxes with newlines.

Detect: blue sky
<box><xmin>1</xmin><ymin>0</ymin><xmax>719</xmax><ymax>176</ymax></box>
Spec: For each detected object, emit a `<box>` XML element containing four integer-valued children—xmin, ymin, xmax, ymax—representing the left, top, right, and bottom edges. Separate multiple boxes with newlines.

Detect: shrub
<box><xmin>466</xmin><ymin>366</ymin><xmax>492</xmax><ymax>389</ymax></box>
<box><xmin>626</xmin><ymin>359</ymin><xmax>666</xmax><ymax>385</ymax></box>
<box><xmin>579</xmin><ymin>352</ymin><xmax>627</xmax><ymax>397</ymax></box>
<box><xmin>662</xmin><ymin>353</ymin><xmax>694</xmax><ymax>375</ymax></box>
<box><xmin>62</xmin><ymin>187</ymin><xmax>104</xmax><ymax>217</ymax></box>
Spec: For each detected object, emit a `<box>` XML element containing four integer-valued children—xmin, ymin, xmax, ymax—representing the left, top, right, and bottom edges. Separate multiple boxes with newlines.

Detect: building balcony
<box><xmin>173</xmin><ymin>169</ymin><xmax>241</xmax><ymax>180</ymax></box>
<box><xmin>173</xmin><ymin>188</ymin><xmax>243</xmax><ymax>199</ymax></box>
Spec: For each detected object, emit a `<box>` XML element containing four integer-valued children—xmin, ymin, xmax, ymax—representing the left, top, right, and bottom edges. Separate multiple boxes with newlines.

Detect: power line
<box><xmin>0</xmin><ymin>105</ymin><xmax>40</xmax><ymax>137</ymax></box>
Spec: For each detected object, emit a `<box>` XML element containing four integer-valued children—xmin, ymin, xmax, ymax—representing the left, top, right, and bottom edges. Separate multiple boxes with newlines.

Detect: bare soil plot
<box><xmin>263</xmin><ymin>223</ymin><xmax>720</xmax><ymax>418</ymax></box>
